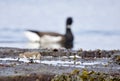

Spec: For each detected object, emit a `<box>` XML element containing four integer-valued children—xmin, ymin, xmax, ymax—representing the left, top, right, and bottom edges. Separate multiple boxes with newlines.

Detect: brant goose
<box><xmin>25</xmin><ymin>17</ymin><xmax>74</xmax><ymax>49</ymax></box>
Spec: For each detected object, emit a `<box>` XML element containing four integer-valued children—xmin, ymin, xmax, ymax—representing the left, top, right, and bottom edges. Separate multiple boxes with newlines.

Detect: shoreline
<box><xmin>0</xmin><ymin>47</ymin><xmax>120</xmax><ymax>80</ymax></box>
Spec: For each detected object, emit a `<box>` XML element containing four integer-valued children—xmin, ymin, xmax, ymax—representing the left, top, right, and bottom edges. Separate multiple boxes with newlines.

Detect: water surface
<box><xmin>0</xmin><ymin>0</ymin><xmax>120</xmax><ymax>50</ymax></box>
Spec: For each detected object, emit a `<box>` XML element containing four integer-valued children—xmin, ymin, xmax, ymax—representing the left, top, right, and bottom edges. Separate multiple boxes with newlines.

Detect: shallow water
<box><xmin>0</xmin><ymin>57</ymin><xmax>110</xmax><ymax>68</ymax></box>
<box><xmin>0</xmin><ymin>0</ymin><xmax>120</xmax><ymax>50</ymax></box>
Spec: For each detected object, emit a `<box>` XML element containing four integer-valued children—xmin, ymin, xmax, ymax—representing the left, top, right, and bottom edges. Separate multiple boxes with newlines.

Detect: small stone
<box><xmin>36</xmin><ymin>79</ymin><xmax>39</xmax><ymax>81</ymax></box>
<box><xmin>53</xmin><ymin>49</ymin><xmax>58</xmax><ymax>52</ymax></box>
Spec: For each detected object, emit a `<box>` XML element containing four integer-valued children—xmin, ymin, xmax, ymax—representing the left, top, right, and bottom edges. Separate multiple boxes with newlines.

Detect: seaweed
<box><xmin>51</xmin><ymin>69</ymin><xmax>120</xmax><ymax>81</ymax></box>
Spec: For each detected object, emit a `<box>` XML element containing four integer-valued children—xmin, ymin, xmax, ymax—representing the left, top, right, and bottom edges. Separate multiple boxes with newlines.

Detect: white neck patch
<box><xmin>67</xmin><ymin>25</ymin><xmax>71</xmax><ymax>29</ymax></box>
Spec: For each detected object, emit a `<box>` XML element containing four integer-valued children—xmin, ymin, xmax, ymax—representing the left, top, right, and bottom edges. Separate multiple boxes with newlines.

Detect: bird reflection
<box><xmin>26</xmin><ymin>42</ymin><xmax>65</xmax><ymax>49</ymax></box>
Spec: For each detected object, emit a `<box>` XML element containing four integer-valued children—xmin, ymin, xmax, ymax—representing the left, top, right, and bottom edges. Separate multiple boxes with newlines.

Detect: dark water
<box><xmin>0</xmin><ymin>0</ymin><xmax>120</xmax><ymax>50</ymax></box>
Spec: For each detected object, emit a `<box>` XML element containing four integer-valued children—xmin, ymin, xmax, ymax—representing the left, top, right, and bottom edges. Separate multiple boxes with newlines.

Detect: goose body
<box><xmin>25</xmin><ymin>30</ymin><xmax>63</xmax><ymax>43</ymax></box>
<box><xmin>25</xmin><ymin>17</ymin><xmax>74</xmax><ymax>49</ymax></box>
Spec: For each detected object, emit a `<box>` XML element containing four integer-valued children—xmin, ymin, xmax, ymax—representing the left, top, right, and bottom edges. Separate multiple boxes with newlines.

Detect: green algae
<box><xmin>51</xmin><ymin>69</ymin><xmax>120</xmax><ymax>81</ymax></box>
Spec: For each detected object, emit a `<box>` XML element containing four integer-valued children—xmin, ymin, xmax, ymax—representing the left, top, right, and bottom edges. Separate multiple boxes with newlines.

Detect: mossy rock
<box><xmin>51</xmin><ymin>69</ymin><xmax>120</xmax><ymax>81</ymax></box>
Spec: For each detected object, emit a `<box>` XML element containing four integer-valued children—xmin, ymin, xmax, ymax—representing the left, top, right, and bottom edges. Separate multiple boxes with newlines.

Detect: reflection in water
<box><xmin>26</xmin><ymin>42</ymin><xmax>40</xmax><ymax>49</ymax></box>
<box><xmin>26</xmin><ymin>42</ymin><xmax>65</xmax><ymax>49</ymax></box>
<box><xmin>0</xmin><ymin>41</ymin><xmax>70</xmax><ymax>49</ymax></box>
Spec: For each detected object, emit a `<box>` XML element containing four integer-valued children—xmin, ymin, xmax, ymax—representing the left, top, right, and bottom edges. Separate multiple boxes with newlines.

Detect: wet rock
<box><xmin>52</xmin><ymin>69</ymin><xmax>120</xmax><ymax>81</ymax></box>
<box><xmin>0</xmin><ymin>74</ymin><xmax>54</xmax><ymax>81</ymax></box>
<box><xmin>112</xmin><ymin>53</ymin><xmax>120</xmax><ymax>65</ymax></box>
<box><xmin>0</xmin><ymin>47</ymin><xmax>120</xmax><ymax>80</ymax></box>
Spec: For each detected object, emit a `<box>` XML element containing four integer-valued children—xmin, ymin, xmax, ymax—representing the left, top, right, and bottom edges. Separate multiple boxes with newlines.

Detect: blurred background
<box><xmin>0</xmin><ymin>0</ymin><xmax>120</xmax><ymax>50</ymax></box>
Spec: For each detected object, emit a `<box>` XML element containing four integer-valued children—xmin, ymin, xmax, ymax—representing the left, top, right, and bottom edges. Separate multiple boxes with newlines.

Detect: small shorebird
<box><xmin>19</xmin><ymin>52</ymin><xmax>41</xmax><ymax>63</ymax></box>
<box><xmin>25</xmin><ymin>17</ymin><xmax>74</xmax><ymax>49</ymax></box>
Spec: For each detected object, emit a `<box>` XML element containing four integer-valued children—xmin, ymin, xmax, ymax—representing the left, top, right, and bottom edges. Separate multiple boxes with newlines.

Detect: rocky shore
<box><xmin>0</xmin><ymin>47</ymin><xmax>120</xmax><ymax>81</ymax></box>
